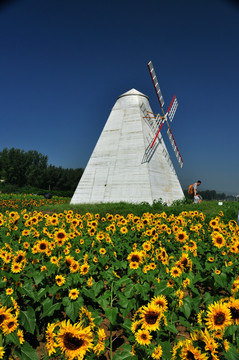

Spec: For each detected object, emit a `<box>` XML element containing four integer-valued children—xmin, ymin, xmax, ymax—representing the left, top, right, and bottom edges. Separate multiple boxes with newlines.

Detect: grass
<box><xmin>38</xmin><ymin>198</ymin><xmax>239</xmax><ymax>223</ymax></box>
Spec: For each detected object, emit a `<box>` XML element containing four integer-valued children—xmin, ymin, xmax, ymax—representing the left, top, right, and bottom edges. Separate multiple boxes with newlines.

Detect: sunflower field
<box><xmin>0</xmin><ymin>196</ymin><xmax>239</xmax><ymax>359</ymax></box>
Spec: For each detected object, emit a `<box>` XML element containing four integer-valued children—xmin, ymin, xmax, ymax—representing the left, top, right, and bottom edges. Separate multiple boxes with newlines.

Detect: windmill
<box><xmin>71</xmin><ymin>62</ymin><xmax>185</xmax><ymax>205</ymax></box>
<box><xmin>141</xmin><ymin>61</ymin><xmax>183</xmax><ymax>168</ymax></box>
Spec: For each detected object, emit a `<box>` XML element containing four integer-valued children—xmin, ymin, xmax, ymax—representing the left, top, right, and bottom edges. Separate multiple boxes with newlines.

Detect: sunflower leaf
<box><xmin>92</xmin><ymin>280</ymin><xmax>104</xmax><ymax>297</ymax></box>
<box><xmin>181</xmin><ymin>297</ymin><xmax>192</xmax><ymax>319</ymax></box>
<box><xmin>112</xmin><ymin>344</ymin><xmax>137</xmax><ymax>360</ymax></box>
<box><xmin>4</xmin><ymin>332</ymin><xmax>20</xmax><ymax>346</ymax></box>
<box><xmin>19</xmin><ymin>306</ymin><xmax>36</xmax><ymax>334</ymax></box>
<box><xmin>19</xmin><ymin>282</ymin><xmax>37</xmax><ymax>301</ymax></box>
<box><xmin>65</xmin><ymin>300</ymin><xmax>79</xmax><ymax>322</ymax></box>
<box><xmin>33</xmin><ymin>273</ymin><xmax>45</xmax><ymax>285</ymax></box>
<box><xmin>41</xmin><ymin>297</ymin><xmax>61</xmax><ymax>318</ymax></box>
<box><xmin>36</xmin><ymin>287</ymin><xmax>48</xmax><ymax>301</ymax></box>
<box><xmin>213</xmin><ymin>272</ymin><xmax>228</xmax><ymax>288</ymax></box>
<box><xmin>104</xmin><ymin>307</ymin><xmax>118</xmax><ymax>325</ymax></box>
<box><xmin>161</xmin><ymin>341</ymin><xmax>172</xmax><ymax>359</ymax></box>
<box><xmin>19</xmin><ymin>341</ymin><xmax>39</xmax><ymax>360</ymax></box>
<box><xmin>225</xmin><ymin>344</ymin><xmax>239</xmax><ymax>360</ymax></box>
<box><xmin>165</xmin><ymin>324</ymin><xmax>178</xmax><ymax>334</ymax></box>
<box><xmin>121</xmin><ymin>299</ymin><xmax>136</xmax><ymax>318</ymax></box>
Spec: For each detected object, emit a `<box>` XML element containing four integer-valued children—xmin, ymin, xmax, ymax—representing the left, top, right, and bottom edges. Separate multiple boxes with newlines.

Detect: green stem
<box><xmin>233</xmin><ymin>329</ymin><xmax>236</xmax><ymax>345</ymax></box>
<box><xmin>110</xmin><ymin>281</ymin><xmax>114</xmax><ymax>360</ymax></box>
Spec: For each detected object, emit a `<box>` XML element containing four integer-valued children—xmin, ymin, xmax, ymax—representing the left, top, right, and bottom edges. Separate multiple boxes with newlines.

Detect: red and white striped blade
<box><xmin>148</xmin><ymin>61</ymin><xmax>164</xmax><ymax>108</ymax></box>
<box><xmin>150</xmin><ymin>120</ymin><xmax>164</xmax><ymax>148</ymax></box>
<box><xmin>167</xmin><ymin>96</ymin><xmax>178</xmax><ymax>122</ymax></box>
<box><xmin>167</xmin><ymin>128</ymin><xmax>183</xmax><ymax>168</ymax></box>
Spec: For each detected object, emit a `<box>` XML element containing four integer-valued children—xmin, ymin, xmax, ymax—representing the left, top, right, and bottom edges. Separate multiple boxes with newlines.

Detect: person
<box><xmin>194</xmin><ymin>191</ymin><xmax>202</xmax><ymax>203</ymax></box>
<box><xmin>192</xmin><ymin>180</ymin><xmax>201</xmax><ymax>196</ymax></box>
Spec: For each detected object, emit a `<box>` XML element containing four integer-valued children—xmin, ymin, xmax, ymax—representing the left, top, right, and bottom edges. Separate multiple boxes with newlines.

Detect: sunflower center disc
<box><xmin>64</xmin><ymin>332</ymin><xmax>84</xmax><ymax>350</ymax></box>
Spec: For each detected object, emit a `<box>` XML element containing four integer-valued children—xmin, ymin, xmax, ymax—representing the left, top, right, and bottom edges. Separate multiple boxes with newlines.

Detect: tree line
<box><xmin>0</xmin><ymin>148</ymin><xmax>83</xmax><ymax>196</ymax></box>
<box><xmin>184</xmin><ymin>189</ymin><xmax>236</xmax><ymax>201</ymax></box>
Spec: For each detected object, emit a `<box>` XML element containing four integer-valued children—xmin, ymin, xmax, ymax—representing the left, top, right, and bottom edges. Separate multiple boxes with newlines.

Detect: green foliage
<box><xmin>0</xmin><ymin>147</ymin><xmax>83</xmax><ymax>193</ymax></box>
<box><xmin>0</xmin><ymin>194</ymin><xmax>239</xmax><ymax>359</ymax></box>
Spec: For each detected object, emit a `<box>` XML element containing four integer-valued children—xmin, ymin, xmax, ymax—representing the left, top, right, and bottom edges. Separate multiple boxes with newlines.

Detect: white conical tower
<box><xmin>71</xmin><ymin>89</ymin><xmax>184</xmax><ymax>205</ymax></box>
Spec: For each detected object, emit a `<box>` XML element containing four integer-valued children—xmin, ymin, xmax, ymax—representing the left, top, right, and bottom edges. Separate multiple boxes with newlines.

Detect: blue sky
<box><xmin>0</xmin><ymin>0</ymin><xmax>239</xmax><ymax>194</ymax></box>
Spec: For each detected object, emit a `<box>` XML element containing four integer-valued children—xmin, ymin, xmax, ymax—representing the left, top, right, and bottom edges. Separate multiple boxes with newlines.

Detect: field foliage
<box><xmin>0</xmin><ymin>194</ymin><xmax>239</xmax><ymax>359</ymax></box>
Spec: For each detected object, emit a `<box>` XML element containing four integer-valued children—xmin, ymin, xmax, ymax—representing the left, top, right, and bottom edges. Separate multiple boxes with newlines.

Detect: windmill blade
<box><xmin>148</xmin><ymin>61</ymin><xmax>165</xmax><ymax>109</ymax></box>
<box><xmin>167</xmin><ymin>96</ymin><xmax>178</xmax><ymax>122</ymax></box>
<box><xmin>151</xmin><ymin>121</ymin><xmax>164</xmax><ymax>148</ymax></box>
<box><xmin>167</xmin><ymin>128</ymin><xmax>183</xmax><ymax>168</ymax></box>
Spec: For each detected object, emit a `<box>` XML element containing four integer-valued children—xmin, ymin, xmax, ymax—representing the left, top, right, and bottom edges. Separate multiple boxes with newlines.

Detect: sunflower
<box><xmin>200</xmin><ymin>328</ymin><xmax>218</xmax><ymax>354</ymax></box>
<box><xmin>205</xmin><ymin>301</ymin><xmax>232</xmax><ymax>331</ymax></box>
<box><xmin>46</xmin><ymin>323</ymin><xmax>58</xmax><ymax>356</ymax></box>
<box><xmin>167</xmin><ymin>279</ymin><xmax>174</xmax><ymax>288</ymax></box>
<box><xmin>158</xmin><ymin>247</ymin><xmax>169</xmax><ymax>264</ymax></box>
<box><xmin>183</xmin><ymin>278</ymin><xmax>190</xmax><ymax>288</ymax></box>
<box><xmin>223</xmin><ymin>339</ymin><xmax>230</xmax><ymax>352</ymax></box>
<box><xmin>120</xmin><ymin>226</ymin><xmax>128</xmax><ymax>234</ymax></box>
<box><xmin>152</xmin><ymin>344</ymin><xmax>163</xmax><ymax>359</ymax></box>
<box><xmin>0</xmin><ymin>306</ymin><xmax>12</xmax><ymax>328</ymax></box>
<box><xmin>180</xmin><ymin>339</ymin><xmax>208</xmax><ymax>360</ymax></box>
<box><xmin>23</xmin><ymin>242</ymin><xmax>30</xmax><ymax>249</ymax></box>
<box><xmin>150</xmin><ymin>262</ymin><xmax>157</xmax><ymax>270</ymax></box>
<box><xmin>50</xmin><ymin>256</ymin><xmax>58</xmax><ymax>264</ymax></box>
<box><xmin>56</xmin><ymin>320</ymin><xmax>94</xmax><ymax>360</ymax></box>
<box><xmin>65</xmin><ymin>255</ymin><xmax>75</xmax><ymax>267</ymax></box>
<box><xmin>54</xmin><ymin>229</ymin><xmax>68</xmax><ymax>246</ymax></box>
<box><xmin>130</xmin><ymin>261</ymin><xmax>139</xmax><ymax>269</ymax></box>
<box><xmin>135</xmin><ymin>329</ymin><xmax>152</xmax><ymax>346</ymax></box>
<box><xmin>209</xmin><ymin>219</ymin><xmax>219</xmax><ymax>228</ymax></box>
<box><xmin>11</xmin><ymin>263</ymin><xmax>22</xmax><ymax>273</ymax></box>
<box><xmin>17</xmin><ymin>329</ymin><xmax>24</xmax><ymax>344</ymax></box>
<box><xmin>87</xmin><ymin>277</ymin><xmax>93</xmax><ymax>287</ymax></box>
<box><xmin>139</xmin><ymin>303</ymin><xmax>162</xmax><ymax>332</ymax></box>
<box><xmin>175</xmin><ymin>230</ymin><xmax>188</xmax><ymax>243</ymax></box>
<box><xmin>93</xmin><ymin>328</ymin><xmax>106</xmax><ymax>356</ymax></box>
<box><xmin>88</xmin><ymin>227</ymin><xmax>96</xmax><ymax>236</ymax></box>
<box><xmin>50</xmin><ymin>217</ymin><xmax>59</xmax><ymax>226</ymax></box>
<box><xmin>143</xmin><ymin>265</ymin><xmax>150</xmax><ymax>273</ymax></box>
<box><xmin>151</xmin><ymin>295</ymin><xmax>168</xmax><ymax>312</ymax></box>
<box><xmin>127</xmin><ymin>250</ymin><xmax>144</xmax><ymax>265</ymax></box>
<box><xmin>69</xmin><ymin>289</ymin><xmax>79</xmax><ymax>300</ymax></box>
<box><xmin>0</xmin><ymin>346</ymin><xmax>5</xmax><ymax>359</ymax></box>
<box><xmin>69</xmin><ymin>261</ymin><xmax>80</xmax><ymax>273</ymax></box>
<box><xmin>22</xmin><ymin>229</ymin><xmax>30</xmax><ymax>236</ymax></box>
<box><xmin>231</xmin><ymin>279</ymin><xmax>239</xmax><ymax>294</ymax></box>
<box><xmin>170</xmin><ymin>266</ymin><xmax>182</xmax><ymax>278</ymax></box>
<box><xmin>143</xmin><ymin>241</ymin><xmax>151</xmax><ymax>251</ymax></box>
<box><xmin>99</xmin><ymin>248</ymin><xmax>106</xmax><ymax>255</ymax></box>
<box><xmin>96</xmin><ymin>232</ymin><xmax>105</xmax><ymax>241</ymax></box>
<box><xmin>177</xmin><ymin>253</ymin><xmax>192</xmax><ymax>271</ymax></box>
<box><xmin>5</xmin><ymin>288</ymin><xmax>13</xmax><ymax>296</ymax></box>
<box><xmin>80</xmin><ymin>263</ymin><xmax>89</xmax><ymax>276</ymax></box>
<box><xmin>131</xmin><ymin>319</ymin><xmax>142</xmax><ymax>334</ymax></box>
<box><xmin>37</xmin><ymin>239</ymin><xmax>49</xmax><ymax>253</ymax></box>
<box><xmin>14</xmin><ymin>250</ymin><xmax>26</xmax><ymax>265</ymax></box>
<box><xmin>55</xmin><ymin>275</ymin><xmax>66</xmax><ymax>287</ymax></box>
<box><xmin>187</xmin><ymin>240</ymin><xmax>197</xmax><ymax>252</ymax></box>
<box><xmin>1</xmin><ymin>316</ymin><xmax>19</xmax><ymax>335</ymax></box>
<box><xmin>228</xmin><ymin>298</ymin><xmax>239</xmax><ymax>325</ymax></box>
<box><xmin>211</xmin><ymin>232</ymin><xmax>226</xmax><ymax>248</ymax></box>
<box><xmin>79</xmin><ymin>306</ymin><xmax>95</xmax><ymax>329</ymax></box>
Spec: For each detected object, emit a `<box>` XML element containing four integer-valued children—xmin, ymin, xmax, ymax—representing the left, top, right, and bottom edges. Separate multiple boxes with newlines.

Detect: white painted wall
<box><xmin>71</xmin><ymin>89</ymin><xmax>184</xmax><ymax>205</ymax></box>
